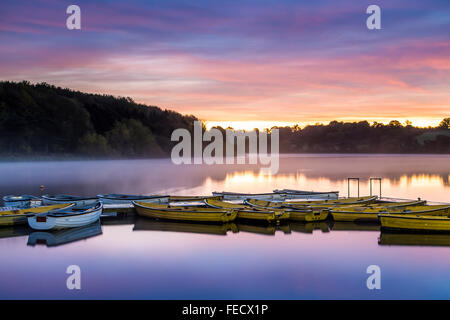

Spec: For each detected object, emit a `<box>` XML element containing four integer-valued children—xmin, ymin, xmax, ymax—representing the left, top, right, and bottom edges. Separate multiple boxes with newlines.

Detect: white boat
<box><xmin>27</xmin><ymin>221</ymin><xmax>102</xmax><ymax>247</ymax></box>
<box><xmin>41</xmin><ymin>194</ymin><xmax>99</xmax><ymax>207</ymax></box>
<box><xmin>212</xmin><ymin>191</ymin><xmax>286</xmax><ymax>201</ymax></box>
<box><xmin>273</xmin><ymin>189</ymin><xmax>339</xmax><ymax>199</ymax></box>
<box><xmin>97</xmin><ymin>194</ymin><xmax>169</xmax><ymax>205</ymax></box>
<box><xmin>3</xmin><ymin>195</ymin><xmax>41</xmax><ymax>208</ymax></box>
<box><xmin>27</xmin><ymin>202</ymin><xmax>102</xmax><ymax>231</ymax></box>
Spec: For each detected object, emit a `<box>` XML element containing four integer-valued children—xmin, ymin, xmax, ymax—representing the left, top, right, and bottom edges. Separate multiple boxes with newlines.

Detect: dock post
<box><xmin>369</xmin><ymin>177</ymin><xmax>382</xmax><ymax>198</ymax></box>
<box><xmin>347</xmin><ymin>177</ymin><xmax>360</xmax><ymax>198</ymax></box>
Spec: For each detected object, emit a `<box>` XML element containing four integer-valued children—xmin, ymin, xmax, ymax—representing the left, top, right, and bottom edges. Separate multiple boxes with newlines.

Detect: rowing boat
<box><xmin>235</xmin><ymin>208</ymin><xmax>290</xmax><ymax>222</ymax></box>
<box><xmin>331</xmin><ymin>205</ymin><xmax>450</xmax><ymax>222</ymax></box>
<box><xmin>367</xmin><ymin>199</ymin><xmax>426</xmax><ymax>207</ymax></box>
<box><xmin>27</xmin><ymin>202</ymin><xmax>103</xmax><ymax>230</ymax></box>
<box><xmin>42</xmin><ymin>194</ymin><xmax>99</xmax><ymax>207</ymax></box>
<box><xmin>0</xmin><ymin>203</ymin><xmax>74</xmax><ymax>227</ymax></box>
<box><xmin>204</xmin><ymin>199</ymin><xmax>328</xmax><ymax>222</ymax></box>
<box><xmin>27</xmin><ymin>221</ymin><xmax>102</xmax><ymax>247</ymax></box>
<box><xmin>205</xmin><ymin>198</ymin><xmax>322</xmax><ymax>222</ymax></box>
<box><xmin>379</xmin><ymin>211</ymin><xmax>450</xmax><ymax>232</ymax></box>
<box><xmin>133</xmin><ymin>201</ymin><xmax>237</xmax><ymax>223</ymax></box>
<box><xmin>3</xmin><ymin>195</ymin><xmax>41</xmax><ymax>208</ymax></box>
<box><xmin>273</xmin><ymin>189</ymin><xmax>339</xmax><ymax>199</ymax></box>
<box><xmin>204</xmin><ymin>198</ymin><xmax>248</xmax><ymax>209</ymax></box>
<box><xmin>169</xmin><ymin>195</ymin><xmax>223</xmax><ymax>202</ymax></box>
<box><xmin>98</xmin><ymin>194</ymin><xmax>169</xmax><ymax>204</ymax></box>
<box><xmin>245</xmin><ymin>195</ymin><xmax>378</xmax><ymax>208</ymax></box>
<box><xmin>212</xmin><ymin>191</ymin><xmax>286</xmax><ymax>201</ymax></box>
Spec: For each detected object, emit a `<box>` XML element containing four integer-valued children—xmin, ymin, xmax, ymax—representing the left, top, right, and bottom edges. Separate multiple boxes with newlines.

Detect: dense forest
<box><xmin>273</xmin><ymin>119</ymin><xmax>450</xmax><ymax>153</ymax></box>
<box><xmin>0</xmin><ymin>81</ymin><xmax>197</xmax><ymax>157</ymax></box>
<box><xmin>0</xmin><ymin>81</ymin><xmax>448</xmax><ymax>158</ymax></box>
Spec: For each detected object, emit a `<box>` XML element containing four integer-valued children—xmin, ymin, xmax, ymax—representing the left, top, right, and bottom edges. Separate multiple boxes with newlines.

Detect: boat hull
<box><xmin>273</xmin><ymin>189</ymin><xmax>339</xmax><ymax>200</ymax></box>
<box><xmin>0</xmin><ymin>215</ymin><xmax>28</xmax><ymax>226</ymax></box>
<box><xmin>42</xmin><ymin>195</ymin><xmax>98</xmax><ymax>207</ymax></box>
<box><xmin>245</xmin><ymin>196</ymin><xmax>379</xmax><ymax>209</ymax></box>
<box><xmin>170</xmin><ymin>195</ymin><xmax>223</xmax><ymax>202</ymax></box>
<box><xmin>133</xmin><ymin>201</ymin><xmax>237</xmax><ymax>223</ymax></box>
<box><xmin>235</xmin><ymin>209</ymin><xmax>290</xmax><ymax>222</ymax></box>
<box><xmin>331</xmin><ymin>205</ymin><xmax>450</xmax><ymax>222</ymax></box>
<box><xmin>98</xmin><ymin>194</ymin><xmax>169</xmax><ymax>205</ymax></box>
<box><xmin>379</xmin><ymin>214</ymin><xmax>450</xmax><ymax>232</ymax></box>
<box><xmin>206</xmin><ymin>198</ymin><xmax>294</xmax><ymax>222</ymax></box>
<box><xmin>0</xmin><ymin>203</ymin><xmax>73</xmax><ymax>227</ymax></box>
<box><xmin>212</xmin><ymin>192</ymin><xmax>286</xmax><ymax>201</ymax></box>
<box><xmin>3</xmin><ymin>195</ymin><xmax>41</xmax><ymax>208</ymax></box>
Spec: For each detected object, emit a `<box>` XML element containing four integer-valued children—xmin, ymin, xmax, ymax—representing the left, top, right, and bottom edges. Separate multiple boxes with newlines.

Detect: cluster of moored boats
<box><xmin>1</xmin><ymin>189</ymin><xmax>449</xmax><ymax>232</ymax></box>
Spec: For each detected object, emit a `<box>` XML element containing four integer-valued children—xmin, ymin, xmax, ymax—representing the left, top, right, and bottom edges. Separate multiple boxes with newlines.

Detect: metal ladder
<box><xmin>347</xmin><ymin>177</ymin><xmax>382</xmax><ymax>198</ymax></box>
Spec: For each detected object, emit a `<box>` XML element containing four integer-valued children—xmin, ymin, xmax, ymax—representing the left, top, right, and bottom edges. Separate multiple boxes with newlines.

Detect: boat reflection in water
<box><xmin>379</xmin><ymin>231</ymin><xmax>450</xmax><ymax>247</ymax></box>
<box><xmin>134</xmin><ymin>218</ymin><xmax>238</xmax><ymax>236</ymax></box>
<box><xmin>0</xmin><ymin>225</ymin><xmax>32</xmax><ymax>239</ymax></box>
<box><xmin>27</xmin><ymin>221</ymin><xmax>102</xmax><ymax>247</ymax></box>
<box><xmin>133</xmin><ymin>218</ymin><xmax>330</xmax><ymax>236</ymax></box>
<box><xmin>290</xmin><ymin>221</ymin><xmax>330</xmax><ymax>234</ymax></box>
<box><xmin>330</xmin><ymin>221</ymin><xmax>380</xmax><ymax>232</ymax></box>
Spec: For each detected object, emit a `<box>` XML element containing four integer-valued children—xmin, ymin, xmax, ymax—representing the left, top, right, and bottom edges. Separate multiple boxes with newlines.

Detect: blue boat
<box><xmin>2</xmin><ymin>195</ymin><xmax>41</xmax><ymax>208</ymax></box>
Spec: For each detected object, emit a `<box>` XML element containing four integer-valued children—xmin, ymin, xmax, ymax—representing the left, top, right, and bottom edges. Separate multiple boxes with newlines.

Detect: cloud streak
<box><xmin>0</xmin><ymin>0</ymin><xmax>449</xmax><ymax>126</ymax></box>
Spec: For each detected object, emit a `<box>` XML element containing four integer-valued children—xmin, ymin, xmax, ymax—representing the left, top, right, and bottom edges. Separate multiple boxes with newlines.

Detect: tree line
<box><xmin>0</xmin><ymin>81</ymin><xmax>448</xmax><ymax>158</ymax></box>
<box><xmin>0</xmin><ymin>81</ymin><xmax>196</xmax><ymax>157</ymax></box>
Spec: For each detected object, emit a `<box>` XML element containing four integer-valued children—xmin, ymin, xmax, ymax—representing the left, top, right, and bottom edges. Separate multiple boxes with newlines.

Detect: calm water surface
<box><xmin>0</xmin><ymin>154</ymin><xmax>449</xmax><ymax>299</ymax></box>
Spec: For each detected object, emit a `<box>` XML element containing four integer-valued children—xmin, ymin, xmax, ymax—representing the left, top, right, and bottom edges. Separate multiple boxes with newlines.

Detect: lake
<box><xmin>0</xmin><ymin>154</ymin><xmax>449</xmax><ymax>299</ymax></box>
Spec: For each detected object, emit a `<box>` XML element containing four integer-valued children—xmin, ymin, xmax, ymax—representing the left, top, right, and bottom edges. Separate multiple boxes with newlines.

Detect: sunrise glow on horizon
<box><xmin>1</xmin><ymin>0</ymin><xmax>448</xmax><ymax>125</ymax></box>
<box><xmin>204</xmin><ymin>119</ymin><xmax>444</xmax><ymax>131</ymax></box>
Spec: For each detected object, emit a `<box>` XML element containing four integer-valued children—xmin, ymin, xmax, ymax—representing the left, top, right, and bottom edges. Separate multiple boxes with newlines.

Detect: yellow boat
<box><xmin>0</xmin><ymin>203</ymin><xmax>74</xmax><ymax>227</ymax></box>
<box><xmin>205</xmin><ymin>198</ymin><xmax>324</xmax><ymax>222</ymax></box>
<box><xmin>169</xmin><ymin>195</ymin><xmax>223</xmax><ymax>202</ymax></box>
<box><xmin>245</xmin><ymin>195</ymin><xmax>378</xmax><ymax>209</ymax></box>
<box><xmin>379</xmin><ymin>212</ymin><xmax>450</xmax><ymax>232</ymax></box>
<box><xmin>236</xmin><ymin>208</ymin><xmax>290</xmax><ymax>222</ymax></box>
<box><xmin>204</xmin><ymin>198</ymin><xmax>248</xmax><ymax>209</ymax></box>
<box><xmin>368</xmin><ymin>200</ymin><xmax>426</xmax><ymax>208</ymax></box>
<box><xmin>133</xmin><ymin>201</ymin><xmax>237</xmax><ymax>223</ymax></box>
<box><xmin>331</xmin><ymin>205</ymin><xmax>450</xmax><ymax>222</ymax></box>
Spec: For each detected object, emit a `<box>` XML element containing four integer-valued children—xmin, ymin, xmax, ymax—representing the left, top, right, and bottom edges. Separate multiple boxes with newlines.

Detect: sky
<box><xmin>0</xmin><ymin>0</ymin><xmax>449</xmax><ymax>130</ymax></box>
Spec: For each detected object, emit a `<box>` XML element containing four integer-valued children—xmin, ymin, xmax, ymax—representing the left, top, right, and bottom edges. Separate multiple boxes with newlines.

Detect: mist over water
<box><xmin>0</xmin><ymin>154</ymin><xmax>449</xmax><ymax>299</ymax></box>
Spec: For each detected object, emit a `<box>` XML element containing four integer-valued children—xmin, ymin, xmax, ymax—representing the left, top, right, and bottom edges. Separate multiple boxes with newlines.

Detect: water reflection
<box><xmin>0</xmin><ymin>225</ymin><xmax>31</xmax><ymax>240</ymax></box>
<box><xmin>7</xmin><ymin>215</ymin><xmax>448</xmax><ymax>249</ymax></box>
<box><xmin>379</xmin><ymin>232</ymin><xmax>450</xmax><ymax>247</ymax></box>
<box><xmin>27</xmin><ymin>221</ymin><xmax>102</xmax><ymax>247</ymax></box>
<box><xmin>330</xmin><ymin>221</ymin><xmax>380</xmax><ymax>232</ymax></box>
<box><xmin>0</xmin><ymin>155</ymin><xmax>448</xmax><ymax>204</ymax></box>
<box><xmin>134</xmin><ymin>219</ymin><xmax>238</xmax><ymax>236</ymax></box>
<box><xmin>0</xmin><ymin>155</ymin><xmax>449</xmax><ymax>299</ymax></box>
